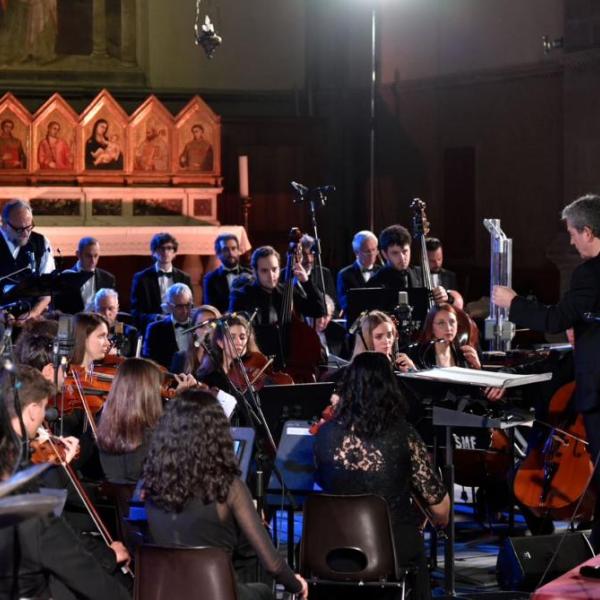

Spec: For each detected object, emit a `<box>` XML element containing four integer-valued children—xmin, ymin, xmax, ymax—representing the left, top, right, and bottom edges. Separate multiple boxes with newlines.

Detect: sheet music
<box><xmin>399</xmin><ymin>366</ymin><xmax>552</xmax><ymax>389</ymax></box>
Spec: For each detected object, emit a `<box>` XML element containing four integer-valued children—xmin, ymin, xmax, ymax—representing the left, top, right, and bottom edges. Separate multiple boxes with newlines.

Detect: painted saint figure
<box><xmin>0</xmin><ymin>119</ymin><xmax>27</xmax><ymax>169</ymax></box>
<box><xmin>38</xmin><ymin>120</ymin><xmax>73</xmax><ymax>169</ymax></box>
<box><xmin>179</xmin><ymin>123</ymin><xmax>213</xmax><ymax>171</ymax></box>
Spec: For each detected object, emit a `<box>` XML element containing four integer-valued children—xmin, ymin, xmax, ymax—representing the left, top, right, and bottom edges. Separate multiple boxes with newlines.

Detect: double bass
<box><xmin>278</xmin><ymin>227</ymin><xmax>324</xmax><ymax>382</ymax></box>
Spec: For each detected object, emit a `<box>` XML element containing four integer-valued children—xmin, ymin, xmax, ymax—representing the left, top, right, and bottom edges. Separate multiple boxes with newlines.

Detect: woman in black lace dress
<box><xmin>143</xmin><ymin>389</ymin><xmax>308</xmax><ymax>600</ymax></box>
<box><xmin>314</xmin><ymin>352</ymin><xmax>449</xmax><ymax>599</ymax></box>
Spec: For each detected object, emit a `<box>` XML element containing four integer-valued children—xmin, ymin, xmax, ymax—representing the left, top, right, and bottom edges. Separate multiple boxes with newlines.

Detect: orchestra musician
<box><xmin>300</xmin><ymin>232</ymin><xmax>338</xmax><ymax>311</ymax></box>
<box><xmin>313</xmin><ymin>352</ymin><xmax>449</xmax><ymax>600</ymax></box>
<box><xmin>96</xmin><ymin>357</ymin><xmax>195</xmax><ymax>484</ymax></box>
<box><xmin>142</xmin><ymin>282</ymin><xmax>194</xmax><ymax>369</ymax></box>
<box><xmin>425</xmin><ymin>237</ymin><xmax>457</xmax><ymax>291</ymax></box>
<box><xmin>203</xmin><ymin>233</ymin><xmax>251</xmax><ymax>313</ymax></box>
<box><xmin>228</xmin><ymin>245</ymin><xmax>326</xmax><ymax>369</ymax></box>
<box><xmin>130</xmin><ymin>232</ymin><xmax>192</xmax><ymax>333</ymax></box>
<box><xmin>54</xmin><ymin>237</ymin><xmax>116</xmax><ymax>315</ymax></box>
<box><xmin>170</xmin><ymin>304</ymin><xmax>221</xmax><ymax>374</ymax></box>
<box><xmin>0</xmin><ymin>199</ymin><xmax>55</xmax><ymax>322</ymax></box>
<box><xmin>370</xmin><ymin>225</ymin><xmax>449</xmax><ymax>305</ymax></box>
<box><xmin>493</xmin><ymin>193</ymin><xmax>600</xmax><ymax>551</ymax></box>
<box><xmin>336</xmin><ymin>230</ymin><xmax>381</xmax><ymax>314</ymax></box>
<box><xmin>92</xmin><ymin>288</ymin><xmax>139</xmax><ymax>358</ymax></box>
<box><xmin>143</xmin><ymin>389</ymin><xmax>309</xmax><ymax>600</ymax></box>
<box><xmin>71</xmin><ymin>312</ymin><xmax>111</xmax><ymax>371</ymax></box>
<box><xmin>0</xmin><ymin>365</ymin><xmax>131</xmax><ymax>599</ymax></box>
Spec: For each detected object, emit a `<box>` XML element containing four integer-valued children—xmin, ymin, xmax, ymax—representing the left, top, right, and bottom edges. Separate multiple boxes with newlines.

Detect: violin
<box><xmin>513</xmin><ymin>381</ymin><xmax>595</xmax><ymax>521</ymax></box>
<box><xmin>31</xmin><ymin>428</ymin><xmax>80</xmax><ymax>465</ymax></box>
<box><xmin>59</xmin><ymin>364</ymin><xmax>111</xmax><ymax>415</ymax></box>
<box><xmin>228</xmin><ymin>351</ymin><xmax>293</xmax><ymax>394</ymax></box>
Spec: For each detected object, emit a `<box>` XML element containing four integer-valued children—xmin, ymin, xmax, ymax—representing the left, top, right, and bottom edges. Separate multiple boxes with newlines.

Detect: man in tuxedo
<box><xmin>203</xmin><ymin>233</ymin><xmax>250</xmax><ymax>313</ymax></box>
<box><xmin>336</xmin><ymin>230</ymin><xmax>381</xmax><ymax>315</ymax></box>
<box><xmin>300</xmin><ymin>233</ymin><xmax>338</xmax><ymax>313</ymax></box>
<box><xmin>426</xmin><ymin>237</ymin><xmax>457</xmax><ymax>291</ymax></box>
<box><xmin>142</xmin><ymin>282</ymin><xmax>193</xmax><ymax>368</ymax></box>
<box><xmin>229</xmin><ymin>245</ymin><xmax>326</xmax><ymax>368</ymax></box>
<box><xmin>493</xmin><ymin>193</ymin><xmax>600</xmax><ymax>550</ymax></box>
<box><xmin>54</xmin><ymin>237</ymin><xmax>116</xmax><ymax>314</ymax></box>
<box><xmin>130</xmin><ymin>232</ymin><xmax>192</xmax><ymax>333</ymax></box>
<box><xmin>93</xmin><ymin>288</ymin><xmax>138</xmax><ymax>357</ymax></box>
<box><xmin>370</xmin><ymin>224</ymin><xmax>448</xmax><ymax>304</ymax></box>
<box><xmin>0</xmin><ymin>199</ymin><xmax>55</xmax><ymax>321</ymax></box>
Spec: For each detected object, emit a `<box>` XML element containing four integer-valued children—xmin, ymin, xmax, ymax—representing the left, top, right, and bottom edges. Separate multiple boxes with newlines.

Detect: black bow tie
<box><xmin>174</xmin><ymin>322</ymin><xmax>189</xmax><ymax>329</ymax></box>
<box><xmin>223</xmin><ymin>267</ymin><xmax>239</xmax><ymax>274</ymax></box>
<box><xmin>361</xmin><ymin>267</ymin><xmax>374</xmax><ymax>274</ymax></box>
<box><xmin>158</xmin><ymin>270</ymin><xmax>173</xmax><ymax>278</ymax></box>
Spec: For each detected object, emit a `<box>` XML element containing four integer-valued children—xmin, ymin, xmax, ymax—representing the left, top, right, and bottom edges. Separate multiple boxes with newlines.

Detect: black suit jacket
<box><xmin>510</xmin><ymin>254</ymin><xmax>600</xmax><ymax>413</ymax></box>
<box><xmin>142</xmin><ymin>317</ymin><xmax>180</xmax><ymax>369</ymax></box>
<box><xmin>131</xmin><ymin>265</ymin><xmax>191</xmax><ymax>331</ymax></box>
<box><xmin>308</xmin><ymin>265</ymin><xmax>338</xmax><ymax>310</ymax></box>
<box><xmin>369</xmin><ymin>265</ymin><xmax>423</xmax><ymax>289</ymax></box>
<box><xmin>53</xmin><ymin>266</ymin><xmax>116</xmax><ymax>314</ymax></box>
<box><xmin>336</xmin><ymin>263</ymin><xmax>382</xmax><ymax>314</ymax></box>
<box><xmin>112</xmin><ymin>322</ymin><xmax>139</xmax><ymax>358</ymax></box>
<box><xmin>203</xmin><ymin>265</ymin><xmax>252</xmax><ymax>313</ymax></box>
<box><xmin>432</xmin><ymin>268</ymin><xmax>457</xmax><ymax>291</ymax></box>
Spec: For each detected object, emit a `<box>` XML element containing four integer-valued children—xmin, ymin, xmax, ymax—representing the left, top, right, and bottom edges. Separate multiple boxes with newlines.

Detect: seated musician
<box><xmin>170</xmin><ymin>303</ymin><xmax>221</xmax><ymax>374</ymax></box>
<box><xmin>130</xmin><ymin>232</ymin><xmax>192</xmax><ymax>333</ymax></box>
<box><xmin>142</xmin><ymin>282</ymin><xmax>194</xmax><ymax>369</ymax></box>
<box><xmin>313</xmin><ymin>352</ymin><xmax>449</xmax><ymax>600</ymax></box>
<box><xmin>203</xmin><ymin>233</ymin><xmax>251</xmax><ymax>313</ymax></box>
<box><xmin>370</xmin><ymin>224</ymin><xmax>449</xmax><ymax>304</ymax></box>
<box><xmin>300</xmin><ymin>232</ymin><xmax>338</xmax><ymax>312</ymax></box>
<box><xmin>143</xmin><ymin>389</ymin><xmax>309</xmax><ymax>600</ymax></box>
<box><xmin>71</xmin><ymin>312</ymin><xmax>111</xmax><ymax>373</ymax></box>
<box><xmin>426</xmin><ymin>237</ymin><xmax>463</xmax><ymax>309</ymax></box>
<box><xmin>96</xmin><ymin>357</ymin><xmax>195</xmax><ymax>484</ymax></box>
<box><xmin>54</xmin><ymin>236</ymin><xmax>116</xmax><ymax>315</ymax></box>
<box><xmin>228</xmin><ymin>245</ymin><xmax>326</xmax><ymax>369</ymax></box>
<box><xmin>93</xmin><ymin>288</ymin><xmax>139</xmax><ymax>358</ymax></box>
<box><xmin>0</xmin><ymin>365</ymin><xmax>131</xmax><ymax>599</ymax></box>
<box><xmin>336</xmin><ymin>230</ymin><xmax>381</xmax><ymax>315</ymax></box>
<box><xmin>314</xmin><ymin>294</ymin><xmax>348</xmax><ymax>362</ymax></box>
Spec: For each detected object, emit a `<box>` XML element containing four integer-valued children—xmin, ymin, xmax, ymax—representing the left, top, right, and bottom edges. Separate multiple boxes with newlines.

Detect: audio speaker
<box><xmin>496</xmin><ymin>532</ymin><xmax>593</xmax><ymax>591</ymax></box>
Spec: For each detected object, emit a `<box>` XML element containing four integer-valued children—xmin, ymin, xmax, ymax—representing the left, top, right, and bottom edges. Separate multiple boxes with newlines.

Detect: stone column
<box><xmin>121</xmin><ymin>0</ymin><xmax>137</xmax><ymax>66</ymax></box>
<box><xmin>92</xmin><ymin>0</ymin><xmax>108</xmax><ymax>58</ymax></box>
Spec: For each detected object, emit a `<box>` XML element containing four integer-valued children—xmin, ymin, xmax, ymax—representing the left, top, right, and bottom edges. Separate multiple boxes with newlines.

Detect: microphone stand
<box><xmin>219</xmin><ymin>320</ymin><xmax>299</xmax><ymax>521</ymax></box>
<box><xmin>291</xmin><ymin>182</ymin><xmax>334</xmax><ymax>315</ymax></box>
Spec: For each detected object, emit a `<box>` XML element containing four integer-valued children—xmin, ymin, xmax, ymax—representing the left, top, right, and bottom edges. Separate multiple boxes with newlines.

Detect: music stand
<box><xmin>230</xmin><ymin>426</ymin><xmax>255</xmax><ymax>483</ymax></box>
<box><xmin>346</xmin><ymin>286</ymin><xmax>429</xmax><ymax>327</ymax></box>
<box><xmin>258</xmin><ymin>382</ymin><xmax>335</xmax><ymax>444</ymax></box>
<box><xmin>1</xmin><ymin>270</ymin><xmax>93</xmax><ymax>303</ymax></box>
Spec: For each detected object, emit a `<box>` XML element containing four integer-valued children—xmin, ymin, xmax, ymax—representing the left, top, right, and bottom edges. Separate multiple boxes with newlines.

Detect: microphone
<box><xmin>290</xmin><ymin>181</ymin><xmax>309</xmax><ymax>196</ymax></box>
<box><xmin>313</xmin><ymin>185</ymin><xmax>336</xmax><ymax>194</ymax></box>
<box><xmin>0</xmin><ymin>299</ymin><xmax>31</xmax><ymax>314</ymax></box>
<box><xmin>348</xmin><ymin>310</ymin><xmax>368</xmax><ymax>335</ymax></box>
<box><xmin>27</xmin><ymin>251</ymin><xmax>36</xmax><ymax>275</ymax></box>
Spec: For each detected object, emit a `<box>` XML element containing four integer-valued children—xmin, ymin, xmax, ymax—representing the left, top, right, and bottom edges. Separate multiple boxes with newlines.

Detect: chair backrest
<box><xmin>134</xmin><ymin>545</ymin><xmax>238</xmax><ymax>600</ymax></box>
<box><xmin>300</xmin><ymin>493</ymin><xmax>399</xmax><ymax>582</ymax></box>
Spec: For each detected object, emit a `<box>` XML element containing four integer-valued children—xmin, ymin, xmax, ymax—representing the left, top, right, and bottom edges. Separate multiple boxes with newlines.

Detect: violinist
<box><xmin>0</xmin><ymin>365</ymin><xmax>131</xmax><ymax>600</ymax></box>
<box><xmin>170</xmin><ymin>304</ymin><xmax>221</xmax><ymax>374</ymax></box>
<box><xmin>97</xmin><ymin>357</ymin><xmax>191</xmax><ymax>484</ymax></box>
<box><xmin>71</xmin><ymin>312</ymin><xmax>111</xmax><ymax>370</ymax></box>
<box><xmin>370</xmin><ymin>225</ymin><xmax>449</xmax><ymax>305</ymax></box>
<box><xmin>229</xmin><ymin>245</ymin><xmax>325</xmax><ymax>369</ymax></box>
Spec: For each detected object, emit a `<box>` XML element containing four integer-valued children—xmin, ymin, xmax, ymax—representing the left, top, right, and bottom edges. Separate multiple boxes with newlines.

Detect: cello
<box><xmin>513</xmin><ymin>381</ymin><xmax>595</xmax><ymax>521</ymax></box>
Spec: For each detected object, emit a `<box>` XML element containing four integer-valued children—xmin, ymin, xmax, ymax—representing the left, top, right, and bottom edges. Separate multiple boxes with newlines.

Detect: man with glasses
<box><xmin>142</xmin><ymin>282</ymin><xmax>194</xmax><ymax>368</ymax></box>
<box><xmin>0</xmin><ymin>199</ymin><xmax>55</xmax><ymax>320</ymax></box>
<box><xmin>130</xmin><ymin>232</ymin><xmax>191</xmax><ymax>333</ymax></box>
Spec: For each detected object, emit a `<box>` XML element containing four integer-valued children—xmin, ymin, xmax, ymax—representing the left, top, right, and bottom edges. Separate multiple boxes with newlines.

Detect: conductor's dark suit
<box><xmin>336</xmin><ymin>262</ymin><xmax>381</xmax><ymax>314</ymax></box>
<box><xmin>509</xmin><ymin>253</ymin><xmax>600</xmax><ymax>548</ymax></box>
<box><xmin>131</xmin><ymin>265</ymin><xmax>191</xmax><ymax>331</ymax></box>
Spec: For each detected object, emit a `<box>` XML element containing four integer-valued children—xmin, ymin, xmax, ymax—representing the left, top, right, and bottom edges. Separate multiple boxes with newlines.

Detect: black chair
<box><xmin>134</xmin><ymin>545</ymin><xmax>238</xmax><ymax>600</ymax></box>
<box><xmin>299</xmin><ymin>493</ymin><xmax>412</xmax><ymax>598</ymax></box>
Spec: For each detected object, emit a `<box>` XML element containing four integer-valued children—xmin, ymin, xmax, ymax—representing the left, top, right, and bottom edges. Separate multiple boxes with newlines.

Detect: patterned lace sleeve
<box><xmin>407</xmin><ymin>426</ymin><xmax>447</xmax><ymax>505</ymax></box>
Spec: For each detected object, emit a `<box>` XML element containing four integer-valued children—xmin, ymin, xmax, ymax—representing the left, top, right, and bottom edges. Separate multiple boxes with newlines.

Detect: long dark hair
<box><xmin>335</xmin><ymin>352</ymin><xmax>407</xmax><ymax>439</ymax></box>
<box><xmin>96</xmin><ymin>358</ymin><xmax>164</xmax><ymax>453</ymax></box>
<box><xmin>70</xmin><ymin>313</ymin><xmax>109</xmax><ymax>365</ymax></box>
<box><xmin>143</xmin><ymin>390</ymin><xmax>240</xmax><ymax>512</ymax></box>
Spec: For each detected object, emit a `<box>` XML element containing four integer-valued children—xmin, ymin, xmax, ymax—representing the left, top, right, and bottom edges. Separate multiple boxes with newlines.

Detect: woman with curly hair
<box><xmin>143</xmin><ymin>390</ymin><xmax>308</xmax><ymax>600</ymax></box>
<box><xmin>314</xmin><ymin>352</ymin><xmax>449</xmax><ymax>600</ymax></box>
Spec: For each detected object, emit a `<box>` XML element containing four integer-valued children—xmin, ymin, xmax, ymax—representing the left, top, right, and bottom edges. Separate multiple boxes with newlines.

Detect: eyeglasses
<box><xmin>7</xmin><ymin>221</ymin><xmax>34</xmax><ymax>234</ymax></box>
<box><xmin>158</xmin><ymin>245</ymin><xmax>176</xmax><ymax>252</ymax></box>
<box><xmin>172</xmin><ymin>303</ymin><xmax>193</xmax><ymax>310</ymax></box>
